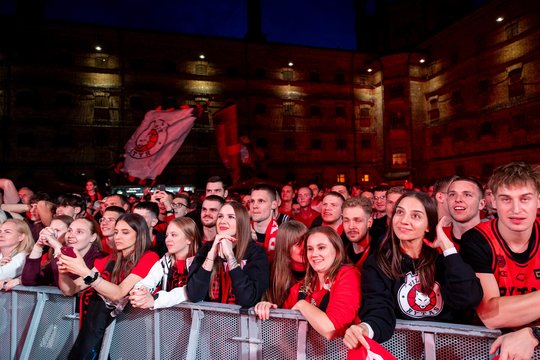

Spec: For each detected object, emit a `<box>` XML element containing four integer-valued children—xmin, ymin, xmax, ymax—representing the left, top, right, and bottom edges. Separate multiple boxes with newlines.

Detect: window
<box><xmin>505</xmin><ymin>21</ymin><xmax>519</xmax><ymax>40</ymax></box>
<box><xmin>335</xmin><ymin>105</ymin><xmax>346</xmax><ymax>118</ymax></box>
<box><xmin>389</xmin><ymin>83</ymin><xmax>405</xmax><ymax>99</ymax></box>
<box><xmin>479</xmin><ymin>122</ymin><xmax>494</xmax><ymax>136</ymax></box>
<box><xmin>361</xmin><ymin>174</ymin><xmax>370</xmax><ymax>182</ymax></box>
<box><xmin>284</xmin><ymin>137</ymin><xmax>295</xmax><ymax>150</ymax></box>
<box><xmin>337</xmin><ymin>173</ymin><xmax>346</xmax><ymax>183</ymax></box>
<box><xmin>360</xmin><ymin>108</ymin><xmax>370</xmax><ymax>117</ymax></box>
<box><xmin>429</xmin><ymin>98</ymin><xmax>440</xmax><ymax>120</ymax></box>
<box><xmin>392</xmin><ymin>153</ymin><xmax>407</xmax><ymax>167</ymax></box>
<box><xmin>309</xmin><ymin>71</ymin><xmax>320</xmax><ymax>82</ymax></box>
<box><xmin>311</xmin><ymin>139</ymin><xmax>322</xmax><ymax>150</ymax></box>
<box><xmin>450</xmin><ymin>90</ymin><xmax>463</xmax><ymax>106</ymax></box>
<box><xmin>282</xmin><ymin>69</ymin><xmax>294</xmax><ymax>81</ymax></box>
<box><xmin>335</xmin><ymin>71</ymin><xmax>345</xmax><ymax>85</ymax></box>
<box><xmin>453</xmin><ymin>127</ymin><xmax>468</xmax><ymax>141</ymax></box>
<box><xmin>93</xmin><ymin>108</ymin><xmax>109</xmax><ymax>121</ymax></box>
<box><xmin>390</xmin><ymin>112</ymin><xmax>406</xmax><ymax>129</ymax></box>
<box><xmin>255</xmin><ymin>103</ymin><xmax>266</xmax><ymax>115</ymax></box>
<box><xmin>195</xmin><ymin>63</ymin><xmax>208</xmax><ymax>76</ymax></box>
<box><xmin>310</xmin><ymin>105</ymin><xmax>322</xmax><ymax>117</ymax></box>
<box><xmin>336</xmin><ymin>139</ymin><xmax>347</xmax><ymax>150</ymax></box>
<box><xmin>94</xmin><ymin>94</ymin><xmax>108</xmax><ymax>108</ymax></box>
<box><xmin>283</xmin><ymin>101</ymin><xmax>295</xmax><ymax>116</ymax></box>
<box><xmin>508</xmin><ymin>67</ymin><xmax>524</xmax><ymax>98</ymax></box>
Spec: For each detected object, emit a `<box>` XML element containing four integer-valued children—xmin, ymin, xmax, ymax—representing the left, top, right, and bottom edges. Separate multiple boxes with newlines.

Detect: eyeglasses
<box><xmin>172</xmin><ymin>203</ymin><xmax>187</xmax><ymax>209</ymax></box>
<box><xmin>99</xmin><ymin>217</ymin><xmax>117</xmax><ymax>224</ymax></box>
<box><xmin>374</xmin><ymin>195</ymin><xmax>386</xmax><ymax>200</ymax></box>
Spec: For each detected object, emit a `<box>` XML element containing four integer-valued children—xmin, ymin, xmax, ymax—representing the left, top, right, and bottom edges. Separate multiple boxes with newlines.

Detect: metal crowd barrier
<box><xmin>3</xmin><ymin>286</ymin><xmax>540</xmax><ymax>359</ymax></box>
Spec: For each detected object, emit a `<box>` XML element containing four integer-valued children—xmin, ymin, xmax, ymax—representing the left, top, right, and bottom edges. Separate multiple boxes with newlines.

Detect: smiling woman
<box><xmin>281</xmin><ymin>226</ymin><xmax>361</xmax><ymax>340</ymax></box>
<box><xmin>186</xmin><ymin>201</ymin><xmax>269</xmax><ymax>307</ymax></box>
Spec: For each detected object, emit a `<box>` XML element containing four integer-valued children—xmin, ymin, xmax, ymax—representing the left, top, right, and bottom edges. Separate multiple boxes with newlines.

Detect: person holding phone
<box><xmin>20</xmin><ymin>217</ymin><xmax>105</xmax><ymax>288</ymax></box>
<box><xmin>343</xmin><ymin>192</ymin><xmax>483</xmax><ymax>351</ymax></box>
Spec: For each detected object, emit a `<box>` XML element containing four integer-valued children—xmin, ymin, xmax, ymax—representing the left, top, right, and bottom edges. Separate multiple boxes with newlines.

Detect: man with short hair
<box><xmin>250</xmin><ymin>184</ymin><xmax>279</xmax><ymax>260</ymax></box>
<box><xmin>200</xmin><ymin>195</ymin><xmax>225</xmax><ymax>243</ymax></box>
<box><xmin>186</xmin><ymin>176</ymin><xmax>228</xmax><ymax>232</ymax></box>
<box><xmin>205</xmin><ymin>176</ymin><xmax>228</xmax><ymax>198</ymax></box>
<box><xmin>331</xmin><ymin>183</ymin><xmax>350</xmax><ymax>200</ymax></box>
<box><xmin>461</xmin><ymin>162</ymin><xmax>540</xmax><ymax>359</ymax></box>
<box><xmin>99</xmin><ymin>206</ymin><xmax>126</xmax><ymax>254</ymax></box>
<box><xmin>104</xmin><ymin>194</ymin><xmax>131</xmax><ymax>212</ymax></box>
<box><xmin>278</xmin><ymin>184</ymin><xmax>294</xmax><ymax>217</ymax></box>
<box><xmin>55</xmin><ymin>193</ymin><xmax>87</xmax><ymax>219</ymax></box>
<box><xmin>309</xmin><ymin>183</ymin><xmax>322</xmax><ymax>212</ymax></box>
<box><xmin>293</xmin><ymin>186</ymin><xmax>320</xmax><ymax>228</ymax></box>
<box><xmin>372</xmin><ymin>185</ymin><xmax>390</xmax><ymax>220</ymax></box>
<box><xmin>319</xmin><ymin>191</ymin><xmax>346</xmax><ymax>233</ymax></box>
<box><xmin>444</xmin><ymin>177</ymin><xmax>486</xmax><ymax>248</ymax></box>
<box><xmin>342</xmin><ymin>197</ymin><xmax>374</xmax><ymax>270</ymax></box>
<box><xmin>133</xmin><ymin>201</ymin><xmax>166</xmax><ymax>257</ymax></box>
<box><xmin>172</xmin><ymin>194</ymin><xmax>190</xmax><ymax>218</ymax></box>
<box><xmin>18</xmin><ymin>187</ymin><xmax>34</xmax><ymax>205</ymax></box>
<box><xmin>370</xmin><ymin>186</ymin><xmax>407</xmax><ymax>243</ymax></box>
<box><xmin>433</xmin><ymin>175</ymin><xmax>458</xmax><ymax>220</ymax></box>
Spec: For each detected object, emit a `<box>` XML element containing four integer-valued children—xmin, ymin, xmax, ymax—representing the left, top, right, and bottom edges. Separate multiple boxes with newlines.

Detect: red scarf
<box><xmin>210</xmin><ymin>259</ymin><xmax>247</xmax><ymax>304</ymax></box>
<box><xmin>251</xmin><ymin>218</ymin><xmax>279</xmax><ymax>254</ymax></box>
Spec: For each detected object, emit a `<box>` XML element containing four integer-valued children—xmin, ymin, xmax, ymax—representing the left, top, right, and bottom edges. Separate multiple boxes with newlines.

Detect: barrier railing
<box><xmin>2</xmin><ymin>286</ymin><xmax>538</xmax><ymax>359</ymax></box>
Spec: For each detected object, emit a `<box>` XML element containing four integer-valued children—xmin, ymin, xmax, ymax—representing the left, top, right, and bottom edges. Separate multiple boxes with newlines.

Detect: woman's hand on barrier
<box><xmin>490</xmin><ymin>327</ymin><xmax>538</xmax><ymax>360</ymax></box>
<box><xmin>1</xmin><ymin>277</ymin><xmax>21</xmax><ymax>291</ymax></box>
<box><xmin>254</xmin><ymin>301</ymin><xmax>277</xmax><ymax>321</ymax></box>
<box><xmin>57</xmin><ymin>248</ymin><xmax>89</xmax><ymax>277</ymax></box>
<box><xmin>343</xmin><ymin>323</ymin><xmax>371</xmax><ymax>350</ymax></box>
<box><xmin>129</xmin><ymin>286</ymin><xmax>154</xmax><ymax>309</ymax></box>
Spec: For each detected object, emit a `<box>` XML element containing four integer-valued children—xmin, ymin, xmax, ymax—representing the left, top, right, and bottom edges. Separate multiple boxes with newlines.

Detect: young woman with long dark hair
<box><xmin>254</xmin><ymin>220</ymin><xmax>307</xmax><ymax>320</ymax></box>
<box><xmin>58</xmin><ymin>213</ymin><xmax>159</xmax><ymax>360</ymax></box>
<box><xmin>343</xmin><ymin>191</ymin><xmax>483</xmax><ymax>350</ymax></box>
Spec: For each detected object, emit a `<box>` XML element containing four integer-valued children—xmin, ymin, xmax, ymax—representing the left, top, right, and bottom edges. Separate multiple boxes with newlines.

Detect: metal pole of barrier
<box><xmin>296</xmin><ymin>320</ymin><xmax>308</xmax><ymax>360</ymax></box>
<box><xmin>238</xmin><ymin>310</ymin><xmax>250</xmax><ymax>360</ymax></box>
<box><xmin>423</xmin><ymin>332</ymin><xmax>436</xmax><ymax>360</ymax></box>
<box><xmin>98</xmin><ymin>319</ymin><xmax>116</xmax><ymax>360</ymax></box>
<box><xmin>154</xmin><ymin>310</ymin><xmax>161</xmax><ymax>360</ymax></box>
<box><xmin>19</xmin><ymin>291</ymin><xmax>49</xmax><ymax>360</ymax></box>
<box><xmin>185</xmin><ymin>308</ymin><xmax>204</xmax><ymax>360</ymax></box>
<box><xmin>248</xmin><ymin>314</ymin><xmax>262</xmax><ymax>360</ymax></box>
<box><xmin>10</xmin><ymin>291</ymin><xmax>18</xmax><ymax>360</ymax></box>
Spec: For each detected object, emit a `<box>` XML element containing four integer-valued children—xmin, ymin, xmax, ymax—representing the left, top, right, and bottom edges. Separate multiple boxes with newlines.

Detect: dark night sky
<box><xmin>0</xmin><ymin>0</ymin><xmax>358</xmax><ymax>50</ymax></box>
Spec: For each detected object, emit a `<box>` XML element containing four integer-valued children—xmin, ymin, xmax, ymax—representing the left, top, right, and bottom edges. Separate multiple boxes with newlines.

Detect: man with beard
<box><xmin>342</xmin><ymin>197</ymin><xmax>375</xmax><ymax>270</ymax></box>
<box><xmin>200</xmin><ymin>195</ymin><xmax>225</xmax><ymax>243</ymax></box>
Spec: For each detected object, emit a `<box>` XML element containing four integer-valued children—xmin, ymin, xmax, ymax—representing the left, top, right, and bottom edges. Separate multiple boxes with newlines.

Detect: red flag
<box><xmin>117</xmin><ymin>107</ymin><xmax>196</xmax><ymax>182</ymax></box>
<box><xmin>214</xmin><ymin>104</ymin><xmax>241</xmax><ymax>185</ymax></box>
<box><xmin>346</xmin><ymin>338</ymin><xmax>397</xmax><ymax>360</ymax></box>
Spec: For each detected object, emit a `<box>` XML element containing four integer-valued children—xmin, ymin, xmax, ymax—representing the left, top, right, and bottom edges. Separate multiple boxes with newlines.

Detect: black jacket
<box><xmin>186</xmin><ymin>240</ymin><xmax>269</xmax><ymax>307</ymax></box>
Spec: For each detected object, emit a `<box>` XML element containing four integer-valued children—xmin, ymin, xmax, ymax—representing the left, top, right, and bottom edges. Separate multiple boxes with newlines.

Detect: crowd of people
<box><xmin>0</xmin><ymin>161</ymin><xmax>539</xmax><ymax>359</ymax></box>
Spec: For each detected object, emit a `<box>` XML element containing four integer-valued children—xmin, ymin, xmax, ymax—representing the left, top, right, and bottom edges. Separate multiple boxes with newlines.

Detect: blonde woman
<box><xmin>0</xmin><ymin>219</ymin><xmax>34</xmax><ymax>287</ymax></box>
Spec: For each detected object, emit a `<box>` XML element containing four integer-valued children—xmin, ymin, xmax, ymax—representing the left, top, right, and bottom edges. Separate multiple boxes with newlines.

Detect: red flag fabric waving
<box><xmin>346</xmin><ymin>338</ymin><xmax>397</xmax><ymax>360</ymax></box>
<box><xmin>116</xmin><ymin>107</ymin><xmax>196</xmax><ymax>183</ymax></box>
<box><xmin>213</xmin><ymin>104</ymin><xmax>241</xmax><ymax>185</ymax></box>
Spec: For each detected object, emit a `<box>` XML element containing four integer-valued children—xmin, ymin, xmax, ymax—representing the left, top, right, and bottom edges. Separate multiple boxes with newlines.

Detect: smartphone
<box><xmin>61</xmin><ymin>246</ymin><xmax>77</xmax><ymax>258</ymax></box>
<box><xmin>156</xmin><ymin>184</ymin><xmax>166</xmax><ymax>191</ymax></box>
